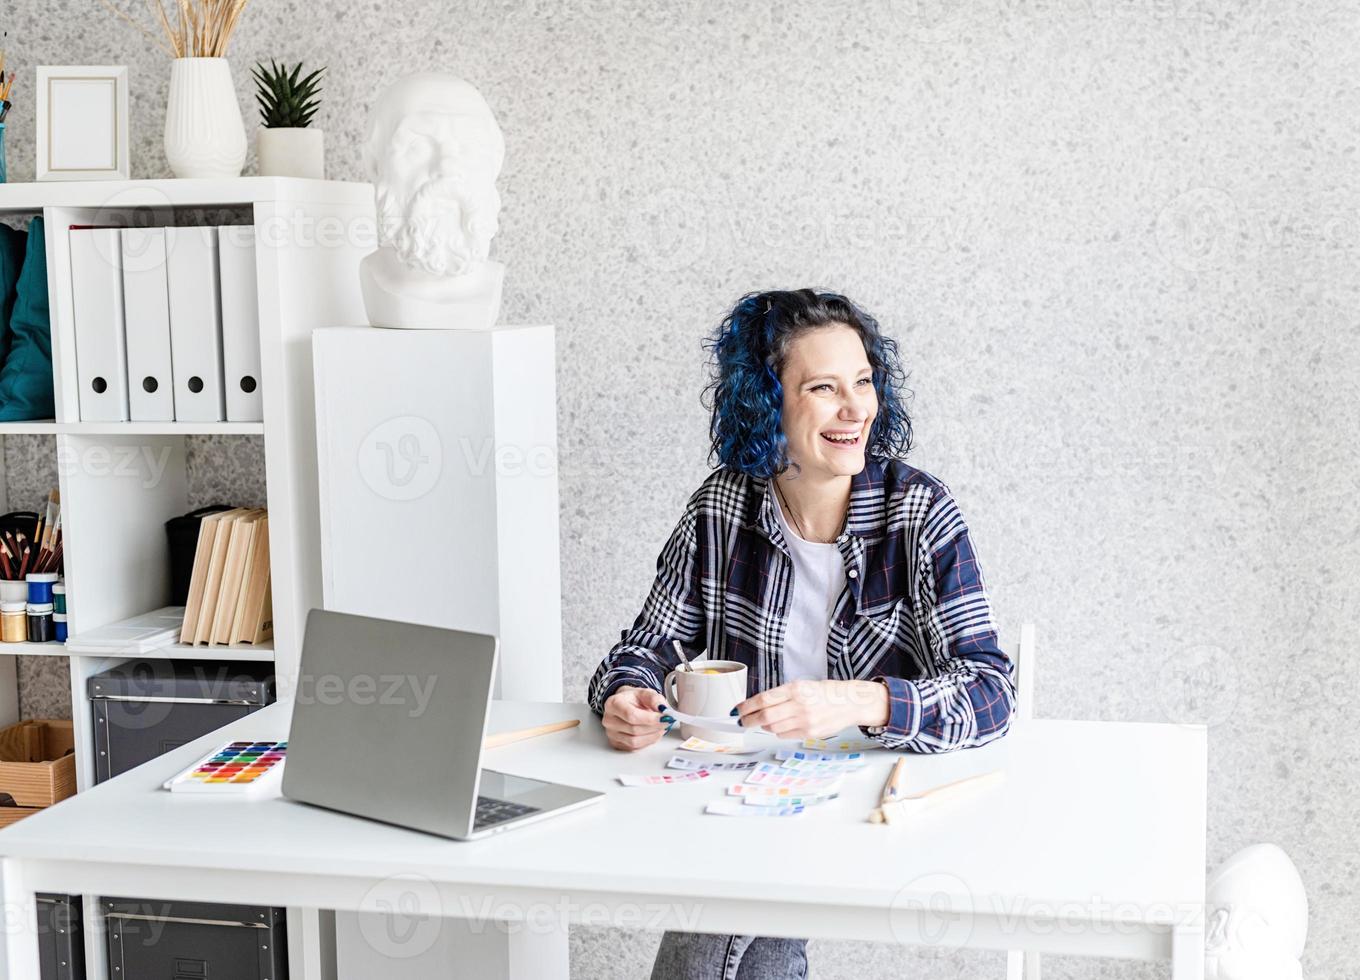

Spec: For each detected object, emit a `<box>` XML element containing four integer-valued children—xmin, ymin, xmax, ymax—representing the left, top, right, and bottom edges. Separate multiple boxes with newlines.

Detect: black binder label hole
<box><xmin>142</xmin><ymin>377</ymin><xmax>158</xmax><ymax>393</ymax></box>
<box><xmin>92</xmin><ymin>377</ymin><xmax>107</xmax><ymax>394</ymax></box>
<box><xmin>187</xmin><ymin>376</ymin><xmax>204</xmax><ymax>393</ymax></box>
<box><xmin>240</xmin><ymin>375</ymin><xmax>258</xmax><ymax>394</ymax></box>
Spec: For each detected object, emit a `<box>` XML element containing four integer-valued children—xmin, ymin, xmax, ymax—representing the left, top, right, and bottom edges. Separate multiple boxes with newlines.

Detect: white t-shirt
<box><xmin>771</xmin><ymin>488</ymin><xmax>847</xmax><ymax>683</ymax></box>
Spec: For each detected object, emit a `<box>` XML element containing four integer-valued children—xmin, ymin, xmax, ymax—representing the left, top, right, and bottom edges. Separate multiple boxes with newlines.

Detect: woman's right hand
<box><xmin>602</xmin><ymin>685</ymin><xmax>673</xmax><ymax>751</ymax></box>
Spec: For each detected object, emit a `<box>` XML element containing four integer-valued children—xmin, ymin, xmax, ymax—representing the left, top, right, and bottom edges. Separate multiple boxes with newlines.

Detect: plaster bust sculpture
<box><xmin>1204</xmin><ymin>843</ymin><xmax>1307</xmax><ymax>980</ymax></box>
<box><xmin>359</xmin><ymin>73</ymin><xmax>506</xmax><ymax>330</ymax></box>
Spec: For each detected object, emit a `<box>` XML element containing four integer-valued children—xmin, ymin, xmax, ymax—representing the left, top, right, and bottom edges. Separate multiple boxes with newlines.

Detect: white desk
<box><xmin>0</xmin><ymin>700</ymin><xmax>1207</xmax><ymax>980</ymax></box>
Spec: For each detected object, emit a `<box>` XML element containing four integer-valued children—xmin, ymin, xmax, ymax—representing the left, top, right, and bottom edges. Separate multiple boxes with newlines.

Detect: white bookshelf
<box><xmin>0</xmin><ymin>176</ymin><xmax>375</xmax><ymax>980</ymax></box>
<box><xmin>0</xmin><ymin>421</ymin><xmax>265</xmax><ymax>435</ymax></box>
<box><xmin>0</xmin><ymin>642</ymin><xmax>68</xmax><ymax>656</ymax></box>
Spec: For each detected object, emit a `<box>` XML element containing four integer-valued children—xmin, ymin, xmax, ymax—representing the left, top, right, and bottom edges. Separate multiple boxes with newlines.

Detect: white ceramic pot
<box><xmin>164</xmin><ymin>57</ymin><xmax>247</xmax><ymax>179</ymax></box>
<box><xmin>257</xmin><ymin>127</ymin><xmax>325</xmax><ymax>179</ymax></box>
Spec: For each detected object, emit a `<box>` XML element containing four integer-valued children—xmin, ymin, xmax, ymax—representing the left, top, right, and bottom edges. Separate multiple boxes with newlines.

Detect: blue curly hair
<box><xmin>701</xmin><ymin>289</ymin><xmax>914</xmax><ymax>478</ymax></box>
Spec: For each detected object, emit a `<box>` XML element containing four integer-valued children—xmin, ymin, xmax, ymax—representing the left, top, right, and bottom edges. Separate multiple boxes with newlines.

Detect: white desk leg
<box><xmin>1</xmin><ymin>859</ymin><xmax>41</xmax><ymax>980</ymax></box>
<box><xmin>336</xmin><ymin>912</ymin><xmax>568</xmax><ymax>980</ymax></box>
<box><xmin>1006</xmin><ymin>949</ymin><xmax>1040</xmax><ymax>980</ymax></box>
<box><xmin>289</xmin><ymin>907</ymin><xmax>338</xmax><ymax>980</ymax></box>
<box><xmin>1172</xmin><ymin>922</ymin><xmax>1205</xmax><ymax>980</ymax></box>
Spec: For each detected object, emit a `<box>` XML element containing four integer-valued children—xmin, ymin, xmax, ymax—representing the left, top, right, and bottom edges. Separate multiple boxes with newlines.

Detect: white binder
<box><xmin>69</xmin><ymin>227</ymin><xmax>130</xmax><ymax>421</ymax></box>
<box><xmin>165</xmin><ymin>225</ymin><xmax>226</xmax><ymax>422</ymax></box>
<box><xmin>217</xmin><ymin>224</ymin><xmax>262</xmax><ymax>422</ymax></box>
<box><xmin>120</xmin><ymin>227</ymin><xmax>175</xmax><ymax>421</ymax></box>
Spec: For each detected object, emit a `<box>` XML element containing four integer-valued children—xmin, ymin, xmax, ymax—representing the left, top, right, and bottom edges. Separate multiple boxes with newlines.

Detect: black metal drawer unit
<box><xmin>86</xmin><ymin>658</ymin><xmax>287</xmax><ymax>978</ymax></box>
<box><xmin>88</xmin><ymin>659</ymin><xmax>274</xmax><ymax>783</ymax></box>
<box><xmin>103</xmin><ymin>898</ymin><xmax>287</xmax><ymax>980</ymax></box>
<box><xmin>37</xmin><ymin>893</ymin><xmax>84</xmax><ymax>980</ymax></box>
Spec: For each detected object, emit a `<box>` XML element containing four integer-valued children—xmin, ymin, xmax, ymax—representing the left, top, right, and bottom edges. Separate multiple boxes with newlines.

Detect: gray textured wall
<box><xmin>3</xmin><ymin>1</ymin><xmax>1355</xmax><ymax>978</ymax></box>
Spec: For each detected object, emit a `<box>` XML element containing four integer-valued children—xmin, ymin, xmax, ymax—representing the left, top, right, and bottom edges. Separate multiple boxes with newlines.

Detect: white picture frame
<box><xmin>36</xmin><ymin>65</ymin><xmax>130</xmax><ymax>181</ymax></box>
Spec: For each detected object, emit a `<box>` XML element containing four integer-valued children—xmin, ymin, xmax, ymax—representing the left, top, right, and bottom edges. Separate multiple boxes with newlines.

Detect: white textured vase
<box><xmin>164</xmin><ymin>58</ymin><xmax>247</xmax><ymax>179</ymax></box>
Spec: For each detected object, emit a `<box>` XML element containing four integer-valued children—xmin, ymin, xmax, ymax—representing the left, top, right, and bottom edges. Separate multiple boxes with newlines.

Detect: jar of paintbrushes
<box><xmin>0</xmin><ymin>490</ymin><xmax>64</xmax><ymax>643</ymax></box>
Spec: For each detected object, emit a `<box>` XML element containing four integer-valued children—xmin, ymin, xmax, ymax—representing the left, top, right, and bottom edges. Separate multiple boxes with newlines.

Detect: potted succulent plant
<box><xmin>252</xmin><ymin>60</ymin><xmax>325</xmax><ymax>179</ymax></box>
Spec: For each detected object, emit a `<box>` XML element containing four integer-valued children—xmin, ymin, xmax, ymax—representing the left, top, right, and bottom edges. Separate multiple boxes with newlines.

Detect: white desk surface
<box><xmin>0</xmin><ymin>701</ymin><xmax>1206</xmax><ymax>949</ymax></box>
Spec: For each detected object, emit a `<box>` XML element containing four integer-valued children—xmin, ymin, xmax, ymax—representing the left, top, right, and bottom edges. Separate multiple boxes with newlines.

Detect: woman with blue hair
<box><xmin>588</xmin><ymin>288</ymin><xmax>1015</xmax><ymax>980</ymax></box>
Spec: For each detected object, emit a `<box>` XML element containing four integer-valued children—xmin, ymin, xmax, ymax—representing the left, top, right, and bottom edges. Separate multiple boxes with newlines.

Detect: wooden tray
<box><xmin>0</xmin><ymin>719</ymin><xmax>77</xmax><ymax>807</ymax></box>
<box><xmin>0</xmin><ymin>805</ymin><xmax>43</xmax><ymax>829</ymax></box>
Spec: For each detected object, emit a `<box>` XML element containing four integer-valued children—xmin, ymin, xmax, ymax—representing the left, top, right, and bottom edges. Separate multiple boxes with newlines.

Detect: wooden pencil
<box><xmin>483</xmin><ymin>719</ymin><xmax>580</xmax><ymax>749</ymax></box>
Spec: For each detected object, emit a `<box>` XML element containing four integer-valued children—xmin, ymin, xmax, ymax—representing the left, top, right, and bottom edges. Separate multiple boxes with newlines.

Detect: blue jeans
<box><xmin>650</xmin><ymin>931</ymin><xmax>809</xmax><ymax>979</ymax></box>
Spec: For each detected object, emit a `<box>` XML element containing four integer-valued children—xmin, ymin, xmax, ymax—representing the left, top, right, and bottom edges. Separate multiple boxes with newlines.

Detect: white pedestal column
<box><xmin>313</xmin><ymin>324</ymin><xmax>563</xmax><ymax>702</ymax></box>
<box><xmin>313</xmin><ymin>324</ymin><xmax>567</xmax><ymax>979</ymax></box>
<box><xmin>336</xmin><ymin>912</ymin><xmax>567</xmax><ymax>980</ymax></box>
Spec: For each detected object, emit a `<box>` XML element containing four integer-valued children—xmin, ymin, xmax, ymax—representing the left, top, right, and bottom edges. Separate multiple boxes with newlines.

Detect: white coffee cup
<box><xmin>663</xmin><ymin>660</ymin><xmax>748</xmax><ymax>745</ymax></box>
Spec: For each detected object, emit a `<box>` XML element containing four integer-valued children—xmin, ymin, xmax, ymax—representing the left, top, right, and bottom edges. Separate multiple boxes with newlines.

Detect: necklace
<box><xmin>773</xmin><ymin>478</ymin><xmax>846</xmax><ymax>545</ymax></box>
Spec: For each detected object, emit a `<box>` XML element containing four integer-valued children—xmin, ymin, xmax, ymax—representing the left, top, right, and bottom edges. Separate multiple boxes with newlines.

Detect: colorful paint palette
<box><xmin>163</xmin><ymin>741</ymin><xmax>287</xmax><ymax>796</ymax></box>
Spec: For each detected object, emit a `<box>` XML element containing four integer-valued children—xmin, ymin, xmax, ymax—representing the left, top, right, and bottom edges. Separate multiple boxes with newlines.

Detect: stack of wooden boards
<box><xmin>180</xmin><ymin>508</ymin><xmax>273</xmax><ymax>646</ymax></box>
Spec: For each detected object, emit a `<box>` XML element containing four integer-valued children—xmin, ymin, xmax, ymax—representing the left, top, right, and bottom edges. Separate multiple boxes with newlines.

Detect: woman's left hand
<box><xmin>733</xmin><ymin>679</ymin><xmax>889</xmax><ymax>740</ymax></box>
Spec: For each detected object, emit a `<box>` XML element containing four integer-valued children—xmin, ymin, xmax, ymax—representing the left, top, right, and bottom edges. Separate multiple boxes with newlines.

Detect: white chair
<box><xmin>1011</xmin><ymin>621</ymin><xmax>1036</xmax><ymax>725</ymax></box>
<box><xmin>1006</xmin><ymin>622</ymin><xmax>1039</xmax><ymax>980</ymax></box>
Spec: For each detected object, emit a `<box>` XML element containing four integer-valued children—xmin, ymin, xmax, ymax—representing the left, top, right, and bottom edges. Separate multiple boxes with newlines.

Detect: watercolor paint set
<box><xmin>162</xmin><ymin>740</ymin><xmax>287</xmax><ymax>796</ymax></box>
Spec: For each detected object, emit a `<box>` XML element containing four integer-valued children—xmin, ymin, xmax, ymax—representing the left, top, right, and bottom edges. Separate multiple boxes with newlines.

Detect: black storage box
<box><xmin>164</xmin><ymin>505</ymin><xmax>234</xmax><ymax>605</ymax></box>
<box><xmin>88</xmin><ymin>659</ymin><xmax>275</xmax><ymax>784</ymax></box>
<box><xmin>103</xmin><ymin>898</ymin><xmax>286</xmax><ymax>980</ymax></box>
<box><xmin>37</xmin><ymin>893</ymin><xmax>84</xmax><ymax>980</ymax></box>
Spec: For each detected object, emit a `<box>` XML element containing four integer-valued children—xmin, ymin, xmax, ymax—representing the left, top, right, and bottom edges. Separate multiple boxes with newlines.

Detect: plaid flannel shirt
<box><xmin>587</xmin><ymin>454</ymin><xmax>1015</xmax><ymax>752</ymax></box>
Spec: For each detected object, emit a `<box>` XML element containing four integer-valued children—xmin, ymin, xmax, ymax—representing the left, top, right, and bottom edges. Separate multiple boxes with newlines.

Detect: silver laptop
<box><xmin>282</xmin><ymin>609</ymin><xmax>603</xmax><ymax>840</ymax></box>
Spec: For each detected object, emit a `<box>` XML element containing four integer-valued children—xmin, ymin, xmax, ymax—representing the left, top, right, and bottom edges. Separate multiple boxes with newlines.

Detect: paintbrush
<box><xmin>867</xmin><ymin>757</ymin><xmax>908</xmax><ymax>823</ymax></box>
<box><xmin>41</xmin><ymin>492</ymin><xmax>58</xmax><ymax>555</ymax></box>
<box><xmin>42</xmin><ymin>517</ymin><xmax>61</xmax><ymax>573</ymax></box>
<box><xmin>35</xmin><ymin>497</ymin><xmax>59</xmax><ymax>572</ymax></box>
<box><xmin>44</xmin><ymin>541</ymin><xmax>63</xmax><ymax>576</ymax></box>
<box><xmin>38</xmin><ymin>526</ymin><xmax>61</xmax><ymax>574</ymax></box>
<box><xmin>871</xmin><ymin>770</ymin><xmax>1005</xmax><ymax>825</ymax></box>
<box><xmin>31</xmin><ymin>507</ymin><xmax>46</xmax><ymax>567</ymax></box>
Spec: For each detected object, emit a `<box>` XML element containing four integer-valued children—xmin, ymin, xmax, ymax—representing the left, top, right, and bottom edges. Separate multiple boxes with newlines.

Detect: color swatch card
<box><xmin>760</xmin><ymin>757</ymin><xmax>866</xmax><ymax>776</ymax></box>
<box><xmin>727</xmin><ymin>783</ymin><xmax>839</xmax><ymax>800</ymax></box>
<box><xmin>775</xmin><ymin>749</ymin><xmax>868</xmax><ymax>764</ymax></box>
<box><xmin>706</xmin><ymin>799</ymin><xmax>805</xmax><ymax>817</ymax></box>
<box><xmin>617</xmin><ymin>770</ymin><xmax>713</xmax><ymax>787</ymax></box>
<box><xmin>678</xmin><ymin>736</ymin><xmax>763</xmax><ymax>755</ymax></box>
<box><xmin>744</xmin><ymin>765</ymin><xmax>842</xmax><ymax>790</ymax></box>
<box><xmin>666</xmin><ymin>755</ymin><xmax>759</xmax><ymax>772</ymax></box>
<box><xmin>163</xmin><ymin>741</ymin><xmax>287</xmax><ymax>796</ymax></box>
<box><xmin>740</xmin><ymin>792</ymin><xmax>840</xmax><ymax>807</ymax></box>
<box><xmin>801</xmin><ymin>735</ymin><xmax>880</xmax><ymax>752</ymax></box>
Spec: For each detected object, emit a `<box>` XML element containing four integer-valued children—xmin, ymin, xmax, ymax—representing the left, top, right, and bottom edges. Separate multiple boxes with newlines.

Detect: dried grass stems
<box><xmin>95</xmin><ymin>0</ymin><xmax>253</xmax><ymax>59</ymax></box>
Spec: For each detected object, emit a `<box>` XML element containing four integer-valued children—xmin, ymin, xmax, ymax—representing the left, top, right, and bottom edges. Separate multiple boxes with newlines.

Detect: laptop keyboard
<box><xmin>474</xmin><ymin>795</ymin><xmax>540</xmax><ymax>830</ymax></box>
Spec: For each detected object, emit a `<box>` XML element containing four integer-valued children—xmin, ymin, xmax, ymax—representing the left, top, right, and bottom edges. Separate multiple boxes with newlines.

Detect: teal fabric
<box><xmin>0</xmin><ymin>216</ymin><xmax>55</xmax><ymax>421</ymax></box>
<box><xmin>0</xmin><ymin>224</ymin><xmax>26</xmax><ymax>368</ymax></box>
